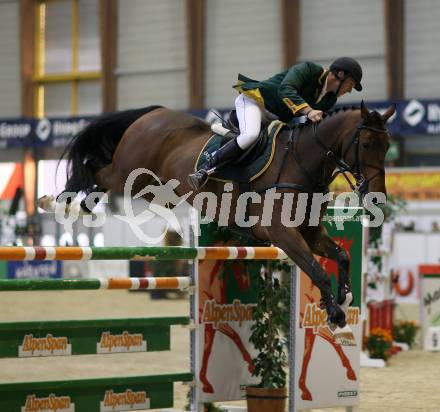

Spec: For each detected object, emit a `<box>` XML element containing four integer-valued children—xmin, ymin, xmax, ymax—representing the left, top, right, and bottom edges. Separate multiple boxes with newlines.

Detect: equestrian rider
<box><xmin>188</xmin><ymin>57</ymin><xmax>363</xmax><ymax>190</ymax></box>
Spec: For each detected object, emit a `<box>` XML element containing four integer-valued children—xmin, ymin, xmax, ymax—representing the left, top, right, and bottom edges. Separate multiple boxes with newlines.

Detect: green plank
<box><xmin>0</xmin><ymin>317</ymin><xmax>189</xmax><ymax>358</ymax></box>
<box><xmin>0</xmin><ymin>278</ymin><xmax>102</xmax><ymax>291</ymax></box>
<box><xmin>90</xmin><ymin>246</ymin><xmax>199</xmax><ymax>260</ymax></box>
<box><xmin>0</xmin><ymin>373</ymin><xmax>193</xmax><ymax>412</ymax></box>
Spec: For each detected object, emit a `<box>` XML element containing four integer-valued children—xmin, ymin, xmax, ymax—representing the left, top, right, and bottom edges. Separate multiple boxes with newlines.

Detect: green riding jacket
<box><xmin>233</xmin><ymin>62</ymin><xmax>337</xmax><ymax>123</ymax></box>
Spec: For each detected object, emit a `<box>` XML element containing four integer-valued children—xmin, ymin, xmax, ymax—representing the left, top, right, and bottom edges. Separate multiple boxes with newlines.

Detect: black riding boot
<box><xmin>187</xmin><ymin>139</ymin><xmax>243</xmax><ymax>190</ymax></box>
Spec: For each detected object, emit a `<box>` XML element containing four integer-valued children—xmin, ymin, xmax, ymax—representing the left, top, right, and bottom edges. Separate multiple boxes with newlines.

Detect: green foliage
<box><xmin>204</xmin><ymin>404</ymin><xmax>222</xmax><ymax>412</ymax></box>
<box><xmin>393</xmin><ymin>320</ymin><xmax>419</xmax><ymax>348</ymax></box>
<box><xmin>249</xmin><ymin>266</ymin><xmax>288</xmax><ymax>389</ymax></box>
<box><xmin>185</xmin><ymin>390</ymin><xmax>222</xmax><ymax>412</ymax></box>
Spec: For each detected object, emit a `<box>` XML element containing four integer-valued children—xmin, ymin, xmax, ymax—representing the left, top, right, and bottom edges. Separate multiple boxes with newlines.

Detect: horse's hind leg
<box><xmin>303</xmin><ymin>225</ymin><xmax>352</xmax><ymax>311</ymax></box>
<box><xmin>267</xmin><ymin>225</ymin><xmax>346</xmax><ymax>328</ymax></box>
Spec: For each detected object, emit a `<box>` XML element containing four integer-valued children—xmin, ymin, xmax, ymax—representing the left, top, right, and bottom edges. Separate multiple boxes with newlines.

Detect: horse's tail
<box><xmin>60</xmin><ymin>105</ymin><xmax>162</xmax><ymax>196</ymax></box>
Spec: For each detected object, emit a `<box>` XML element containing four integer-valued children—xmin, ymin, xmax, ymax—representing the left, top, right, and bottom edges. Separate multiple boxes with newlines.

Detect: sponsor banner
<box><xmin>331</xmin><ymin>167</ymin><xmax>440</xmax><ymax>200</ymax></box>
<box><xmin>7</xmin><ymin>261</ymin><xmax>62</xmax><ymax>279</ymax></box>
<box><xmin>21</xmin><ymin>394</ymin><xmax>74</xmax><ymax>412</ymax></box>
<box><xmin>367</xmin><ymin>265</ymin><xmax>419</xmax><ymax>304</ymax></box>
<box><xmin>392</xmin><ymin>266</ymin><xmax>419</xmax><ymax>304</ymax></box>
<box><xmin>196</xmin><ymin>222</ymin><xmax>260</xmax><ymax>403</ymax></box>
<box><xmin>419</xmin><ymin>266</ymin><xmax>440</xmax><ymax>350</ymax></box>
<box><xmin>0</xmin><ymin>118</ymin><xmax>33</xmax><ymax>148</ymax></box>
<box><xmin>100</xmin><ymin>389</ymin><xmax>150</xmax><ymax>412</ymax></box>
<box><xmin>0</xmin><ymin>116</ymin><xmax>92</xmax><ymax>148</ymax></box>
<box><xmin>97</xmin><ymin>331</ymin><xmax>147</xmax><ymax>353</ymax></box>
<box><xmin>399</xmin><ymin>99</ymin><xmax>440</xmax><ymax>135</ymax></box>
<box><xmin>33</xmin><ymin>117</ymin><xmax>93</xmax><ymax>147</ymax></box>
<box><xmin>19</xmin><ymin>334</ymin><xmax>72</xmax><ymax>357</ymax></box>
<box><xmin>0</xmin><ymin>99</ymin><xmax>440</xmax><ymax>148</ymax></box>
<box><xmin>295</xmin><ymin>207</ymin><xmax>362</xmax><ymax>409</ymax></box>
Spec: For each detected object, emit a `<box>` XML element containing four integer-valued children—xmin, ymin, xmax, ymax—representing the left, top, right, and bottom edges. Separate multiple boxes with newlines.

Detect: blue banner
<box><xmin>0</xmin><ymin>99</ymin><xmax>439</xmax><ymax>149</ymax></box>
<box><xmin>0</xmin><ymin>118</ymin><xmax>34</xmax><ymax>149</ymax></box>
<box><xmin>359</xmin><ymin>99</ymin><xmax>440</xmax><ymax>135</ymax></box>
<box><xmin>7</xmin><ymin>261</ymin><xmax>62</xmax><ymax>279</ymax></box>
<box><xmin>33</xmin><ymin>116</ymin><xmax>94</xmax><ymax>148</ymax></box>
<box><xmin>398</xmin><ymin>99</ymin><xmax>440</xmax><ymax>135</ymax></box>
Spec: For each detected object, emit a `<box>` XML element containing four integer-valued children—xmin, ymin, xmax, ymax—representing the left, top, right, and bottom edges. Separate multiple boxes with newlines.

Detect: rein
<box><xmin>314</xmin><ymin>122</ymin><xmax>389</xmax><ymax>193</ymax></box>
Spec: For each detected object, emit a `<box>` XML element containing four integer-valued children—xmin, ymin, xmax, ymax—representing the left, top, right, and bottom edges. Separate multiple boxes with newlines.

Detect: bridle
<box><xmin>314</xmin><ymin>122</ymin><xmax>389</xmax><ymax>194</ymax></box>
<box><xmin>268</xmin><ymin>118</ymin><xmax>389</xmax><ymax>195</ymax></box>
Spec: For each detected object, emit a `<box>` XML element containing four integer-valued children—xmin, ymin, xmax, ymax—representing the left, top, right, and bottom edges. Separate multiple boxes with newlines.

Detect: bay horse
<box><xmin>42</xmin><ymin>101</ymin><xmax>394</xmax><ymax>333</ymax></box>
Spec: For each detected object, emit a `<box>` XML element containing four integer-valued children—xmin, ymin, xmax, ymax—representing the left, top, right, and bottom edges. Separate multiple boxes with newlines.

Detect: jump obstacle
<box><xmin>0</xmin><ymin>244</ymin><xmax>293</xmax><ymax>412</ymax></box>
<box><xmin>0</xmin><ymin>208</ymin><xmax>366</xmax><ymax>412</ymax></box>
<box><xmin>0</xmin><ymin>246</ymin><xmax>288</xmax><ymax>261</ymax></box>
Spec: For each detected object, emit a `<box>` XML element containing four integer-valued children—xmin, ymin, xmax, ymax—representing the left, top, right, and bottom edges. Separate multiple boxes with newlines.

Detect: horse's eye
<box><xmin>362</xmin><ymin>142</ymin><xmax>370</xmax><ymax>149</ymax></box>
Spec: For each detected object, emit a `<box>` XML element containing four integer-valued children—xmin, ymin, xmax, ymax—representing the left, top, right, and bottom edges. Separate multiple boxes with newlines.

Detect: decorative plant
<box><xmin>393</xmin><ymin>320</ymin><xmax>419</xmax><ymax>348</ymax></box>
<box><xmin>367</xmin><ymin>194</ymin><xmax>406</xmax><ymax>289</ymax></box>
<box><xmin>249</xmin><ymin>264</ymin><xmax>288</xmax><ymax>388</ymax></box>
<box><xmin>185</xmin><ymin>391</ymin><xmax>222</xmax><ymax>412</ymax></box>
<box><xmin>364</xmin><ymin>327</ymin><xmax>393</xmax><ymax>361</ymax></box>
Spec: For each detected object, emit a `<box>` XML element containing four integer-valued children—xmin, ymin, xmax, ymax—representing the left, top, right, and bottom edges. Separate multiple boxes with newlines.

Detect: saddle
<box><xmin>216</xmin><ymin>110</ymin><xmax>272</xmax><ymax>163</ymax></box>
<box><xmin>195</xmin><ymin>110</ymin><xmax>286</xmax><ymax>183</ymax></box>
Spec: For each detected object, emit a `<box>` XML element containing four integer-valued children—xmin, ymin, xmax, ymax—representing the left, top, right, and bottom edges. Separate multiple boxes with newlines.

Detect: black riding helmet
<box><xmin>330</xmin><ymin>57</ymin><xmax>363</xmax><ymax>91</ymax></box>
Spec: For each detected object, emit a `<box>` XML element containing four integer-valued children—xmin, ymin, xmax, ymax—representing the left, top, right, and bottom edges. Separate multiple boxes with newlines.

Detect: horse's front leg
<box><xmin>303</xmin><ymin>225</ymin><xmax>352</xmax><ymax>312</ymax></box>
<box><xmin>266</xmin><ymin>225</ymin><xmax>346</xmax><ymax>328</ymax></box>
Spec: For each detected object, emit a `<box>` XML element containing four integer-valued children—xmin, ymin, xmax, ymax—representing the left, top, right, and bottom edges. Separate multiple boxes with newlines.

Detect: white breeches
<box><xmin>235</xmin><ymin>93</ymin><xmax>262</xmax><ymax>150</ymax></box>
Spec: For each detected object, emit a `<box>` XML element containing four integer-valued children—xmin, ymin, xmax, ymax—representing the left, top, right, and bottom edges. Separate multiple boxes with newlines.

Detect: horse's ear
<box><xmin>360</xmin><ymin>100</ymin><xmax>369</xmax><ymax>120</ymax></box>
<box><xmin>382</xmin><ymin>104</ymin><xmax>396</xmax><ymax>123</ymax></box>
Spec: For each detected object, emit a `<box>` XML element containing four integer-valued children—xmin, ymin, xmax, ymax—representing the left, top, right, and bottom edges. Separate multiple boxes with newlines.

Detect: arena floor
<box><xmin>0</xmin><ymin>290</ymin><xmax>438</xmax><ymax>412</ymax></box>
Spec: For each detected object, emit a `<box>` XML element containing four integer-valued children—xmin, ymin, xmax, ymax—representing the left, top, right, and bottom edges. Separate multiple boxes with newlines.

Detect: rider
<box><xmin>188</xmin><ymin>57</ymin><xmax>363</xmax><ymax>190</ymax></box>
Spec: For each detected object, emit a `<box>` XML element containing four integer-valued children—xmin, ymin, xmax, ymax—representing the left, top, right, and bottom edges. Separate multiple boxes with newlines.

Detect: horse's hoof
<box><xmin>327</xmin><ymin>304</ymin><xmax>347</xmax><ymax>329</ymax></box>
<box><xmin>321</xmin><ymin>295</ymin><xmax>346</xmax><ymax>328</ymax></box>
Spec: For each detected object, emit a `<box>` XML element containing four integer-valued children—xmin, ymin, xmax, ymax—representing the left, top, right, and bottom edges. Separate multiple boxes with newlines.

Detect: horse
<box><xmin>40</xmin><ymin>101</ymin><xmax>395</xmax><ymax>334</ymax></box>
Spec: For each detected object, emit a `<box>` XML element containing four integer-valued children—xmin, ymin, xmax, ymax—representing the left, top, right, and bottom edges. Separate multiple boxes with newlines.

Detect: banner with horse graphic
<box><xmin>195</xmin><ymin>221</ymin><xmax>260</xmax><ymax>403</ymax></box>
<box><xmin>294</xmin><ymin>207</ymin><xmax>363</xmax><ymax>409</ymax></box>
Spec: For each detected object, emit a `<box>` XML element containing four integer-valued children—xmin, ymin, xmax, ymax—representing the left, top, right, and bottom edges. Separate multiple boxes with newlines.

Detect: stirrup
<box><xmin>187</xmin><ymin>170</ymin><xmax>209</xmax><ymax>191</ymax></box>
<box><xmin>211</xmin><ymin>122</ymin><xmax>233</xmax><ymax>137</ymax></box>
